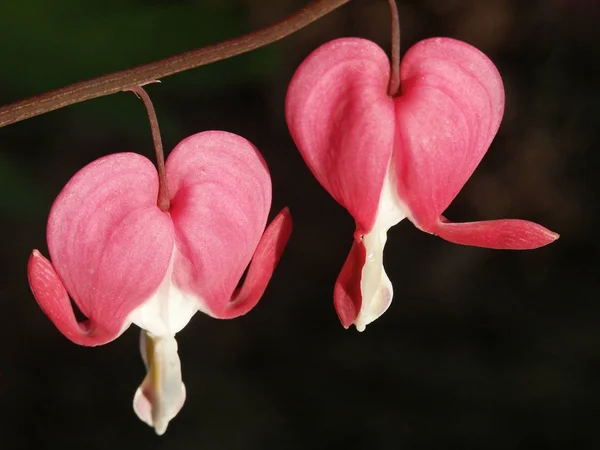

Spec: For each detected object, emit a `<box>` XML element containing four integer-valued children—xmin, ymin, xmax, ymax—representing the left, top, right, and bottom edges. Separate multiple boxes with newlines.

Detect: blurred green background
<box><xmin>0</xmin><ymin>0</ymin><xmax>598</xmax><ymax>448</ymax></box>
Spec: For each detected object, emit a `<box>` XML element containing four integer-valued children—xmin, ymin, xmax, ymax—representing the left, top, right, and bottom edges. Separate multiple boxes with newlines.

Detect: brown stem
<box><xmin>387</xmin><ymin>0</ymin><xmax>401</xmax><ymax>96</ymax></box>
<box><xmin>126</xmin><ymin>86</ymin><xmax>170</xmax><ymax>212</ymax></box>
<box><xmin>0</xmin><ymin>0</ymin><xmax>351</xmax><ymax>128</ymax></box>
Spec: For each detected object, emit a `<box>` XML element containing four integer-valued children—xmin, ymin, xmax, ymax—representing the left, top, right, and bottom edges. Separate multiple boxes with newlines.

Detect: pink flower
<box><xmin>286</xmin><ymin>37</ymin><xmax>558</xmax><ymax>332</ymax></box>
<box><xmin>27</xmin><ymin>130</ymin><xmax>292</xmax><ymax>434</ymax></box>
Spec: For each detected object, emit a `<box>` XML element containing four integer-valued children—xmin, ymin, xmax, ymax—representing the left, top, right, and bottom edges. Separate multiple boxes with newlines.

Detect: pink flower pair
<box><xmin>28</xmin><ymin>35</ymin><xmax>557</xmax><ymax>434</ymax></box>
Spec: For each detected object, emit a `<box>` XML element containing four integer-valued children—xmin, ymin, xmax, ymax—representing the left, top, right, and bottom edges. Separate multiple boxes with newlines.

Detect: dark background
<box><xmin>0</xmin><ymin>0</ymin><xmax>598</xmax><ymax>448</ymax></box>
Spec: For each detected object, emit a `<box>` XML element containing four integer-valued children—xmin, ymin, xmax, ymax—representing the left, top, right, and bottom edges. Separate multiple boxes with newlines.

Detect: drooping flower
<box><xmin>285</xmin><ymin>37</ymin><xmax>558</xmax><ymax>332</ymax></box>
<box><xmin>27</xmin><ymin>130</ymin><xmax>292</xmax><ymax>434</ymax></box>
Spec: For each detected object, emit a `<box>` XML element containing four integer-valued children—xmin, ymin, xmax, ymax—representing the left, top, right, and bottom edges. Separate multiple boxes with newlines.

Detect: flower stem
<box><xmin>0</xmin><ymin>0</ymin><xmax>350</xmax><ymax>129</ymax></box>
<box><xmin>387</xmin><ymin>0</ymin><xmax>401</xmax><ymax>97</ymax></box>
<box><xmin>127</xmin><ymin>86</ymin><xmax>170</xmax><ymax>212</ymax></box>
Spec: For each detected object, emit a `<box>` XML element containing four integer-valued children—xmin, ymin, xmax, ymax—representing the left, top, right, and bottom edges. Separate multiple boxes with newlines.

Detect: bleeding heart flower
<box><xmin>27</xmin><ymin>130</ymin><xmax>292</xmax><ymax>434</ymax></box>
<box><xmin>286</xmin><ymin>37</ymin><xmax>558</xmax><ymax>332</ymax></box>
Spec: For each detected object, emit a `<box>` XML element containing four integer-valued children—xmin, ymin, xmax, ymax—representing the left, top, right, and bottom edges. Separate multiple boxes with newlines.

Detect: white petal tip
<box><xmin>133</xmin><ymin>384</ymin><xmax>185</xmax><ymax>436</ymax></box>
<box><xmin>154</xmin><ymin>421</ymin><xmax>168</xmax><ymax>436</ymax></box>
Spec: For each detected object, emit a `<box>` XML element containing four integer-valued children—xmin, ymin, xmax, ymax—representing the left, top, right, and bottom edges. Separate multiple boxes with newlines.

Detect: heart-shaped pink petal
<box><xmin>394</xmin><ymin>37</ymin><xmax>505</xmax><ymax>230</ymax></box>
<box><xmin>166</xmin><ymin>131</ymin><xmax>292</xmax><ymax>319</ymax></box>
<box><xmin>393</xmin><ymin>38</ymin><xmax>557</xmax><ymax>249</ymax></box>
<box><xmin>29</xmin><ymin>153</ymin><xmax>175</xmax><ymax>345</ymax></box>
<box><xmin>286</xmin><ymin>38</ymin><xmax>395</xmax><ymax>233</ymax></box>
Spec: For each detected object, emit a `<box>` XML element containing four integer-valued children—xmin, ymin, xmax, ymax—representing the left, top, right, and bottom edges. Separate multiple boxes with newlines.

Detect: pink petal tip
<box><xmin>429</xmin><ymin>217</ymin><xmax>559</xmax><ymax>250</ymax></box>
<box><xmin>333</xmin><ymin>239</ymin><xmax>367</xmax><ymax>328</ymax></box>
<box><xmin>27</xmin><ymin>250</ymin><xmax>120</xmax><ymax>346</ymax></box>
<box><xmin>222</xmin><ymin>207</ymin><xmax>293</xmax><ymax>318</ymax></box>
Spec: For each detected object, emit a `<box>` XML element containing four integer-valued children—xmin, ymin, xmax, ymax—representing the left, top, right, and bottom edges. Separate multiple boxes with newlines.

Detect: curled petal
<box><xmin>334</xmin><ymin>238</ymin><xmax>366</xmax><ymax>329</ymax></box>
<box><xmin>166</xmin><ymin>131</ymin><xmax>290</xmax><ymax>318</ymax></box>
<box><xmin>42</xmin><ymin>153</ymin><xmax>175</xmax><ymax>343</ymax></box>
<box><xmin>226</xmin><ymin>208</ymin><xmax>293</xmax><ymax>318</ymax></box>
<box><xmin>431</xmin><ymin>217</ymin><xmax>559</xmax><ymax>249</ymax></box>
<box><xmin>394</xmin><ymin>37</ymin><xmax>505</xmax><ymax>229</ymax></box>
<box><xmin>27</xmin><ymin>250</ymin><xmax>119</xmax><ymax>346</ymax></box>
<box><xmin>286</xmin><ymin>38</ymin><xmax>395</xmax><ymax>233</ymax></box>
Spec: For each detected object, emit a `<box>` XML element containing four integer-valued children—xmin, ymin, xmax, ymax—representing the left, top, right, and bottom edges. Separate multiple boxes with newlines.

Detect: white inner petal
<box><xmin>128</xmin><ymin>247</ymin><xmax>201</xmax><ymax>338</ymax></box>
<box><xmin>133</xmin><ymin>331</ymin><xmax>186</xmax><ymax>435</ymax></box>
<box><xmin>126</xmin><ymin>247</ymin><xmax>202</xmax><ymax>434</ymax></box>
<box><xmin>354</xmin><ymin>161</ymin><xmax>408</xmax><ymax>331</ymax></box>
